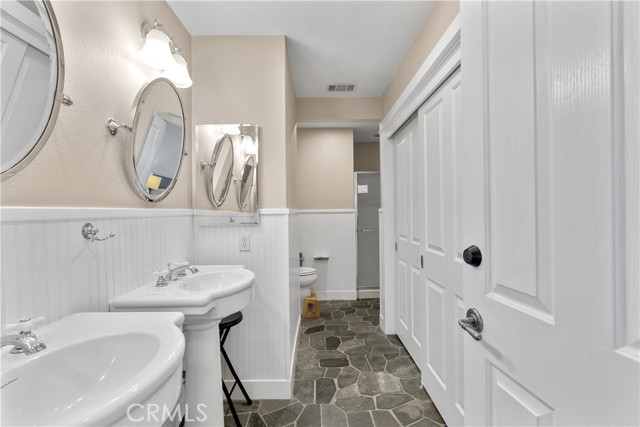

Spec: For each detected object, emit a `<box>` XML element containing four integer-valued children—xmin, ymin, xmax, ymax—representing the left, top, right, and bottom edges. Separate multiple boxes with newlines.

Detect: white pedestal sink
<box><xmin>111</xmin><ymin>265</ymin><xmax>255</xmax><ymax>427</ymax></box>
<box><xmin>0</xmin><ymin>312</ymin><xmax>185</xmax><ymax>426</ymax></box>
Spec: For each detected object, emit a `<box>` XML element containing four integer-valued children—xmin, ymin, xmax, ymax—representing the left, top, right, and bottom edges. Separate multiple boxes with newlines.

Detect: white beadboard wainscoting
<box><xmin>195</xmin><ymin>209</ymin><xmax>299</xmax><ymax>399</ymax></box>
<box><xmin>299</xmin><ymin>210</ymin><xmax>357</xmax><ymax>300</ymax></box>
<box><xmin>0</xmin><ymin>207</ymin><xmax>193</xmax><ymax>329</ymax></box>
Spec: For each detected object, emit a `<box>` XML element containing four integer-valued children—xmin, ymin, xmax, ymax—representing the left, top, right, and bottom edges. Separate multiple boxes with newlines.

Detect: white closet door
<box><xmin>418</xmin><ymin>68</ymin><xmax>464</xmax><ymax>426</ymax></box>
<box><xmin>460</xmin><ymin>1</ymin><xmax>639</xmax><ymax>425</ymax></box>
<box><xmin>394</xmin><ymin>116</ymin><xmax>425</xmax><ymax>366</ymax></box>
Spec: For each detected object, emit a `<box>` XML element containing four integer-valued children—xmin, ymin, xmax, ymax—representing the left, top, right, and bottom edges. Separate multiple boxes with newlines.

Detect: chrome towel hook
<box><xmin>81</xmin><ymin>223</ymin><xmax>115</xmax><ymax>242</ymax></box>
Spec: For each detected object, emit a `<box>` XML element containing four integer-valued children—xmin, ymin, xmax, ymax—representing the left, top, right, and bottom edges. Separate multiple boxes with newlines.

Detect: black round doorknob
<box><xmin>463</xmin><ymin>245</ymin><xmax>482</xmax><ymax>267</ymax></box>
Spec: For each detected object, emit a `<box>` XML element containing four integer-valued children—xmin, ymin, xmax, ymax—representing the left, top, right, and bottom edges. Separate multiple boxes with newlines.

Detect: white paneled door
<box><xmin>418</xmin><ymin>68</ymin><xmax>464</xmax><ymax>426</ymax></box>
<box><xmin>394</xmin><ymin>116</ymin><xmax>425</xmax><ymax>368</ymax></box>
<box><xmin>461</xmin><ymin>1</ymin><xmax>639</xmax><ymax>425</ymax></box>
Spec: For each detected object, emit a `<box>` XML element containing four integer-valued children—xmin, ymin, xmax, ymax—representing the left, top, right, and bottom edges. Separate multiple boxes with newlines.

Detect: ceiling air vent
<box><xmin>326</xmin><ymin>83</ymin><xmax>357</xmax><ymax>93</ymax></box>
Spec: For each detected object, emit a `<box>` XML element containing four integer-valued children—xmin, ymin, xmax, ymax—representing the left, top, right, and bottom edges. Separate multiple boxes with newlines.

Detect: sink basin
<box><xmin>109</xmin><ymin>265</ymin><xmax>255</xmax><ymax>427</ymax></box>
<box><xmin>1</xmin><ymin>312</ymin><xmax>185</xmax><ymax>427</ymax></box>
<box><xmin>110</xmin><ymin>265</ymin><xmax>255</xmax><ymax>321</ymax></box>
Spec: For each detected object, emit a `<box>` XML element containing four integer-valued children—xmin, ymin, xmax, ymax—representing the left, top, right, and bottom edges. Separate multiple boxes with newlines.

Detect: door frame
<box><xmin>379</xmin><ymin>16</ymin><xmax>461</xmax><ymax>334</ymax></box>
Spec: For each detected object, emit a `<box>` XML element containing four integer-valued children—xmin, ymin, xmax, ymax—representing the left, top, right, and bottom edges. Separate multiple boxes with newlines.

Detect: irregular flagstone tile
<box><xmin>362</xmin><ymin>315</ymin><xmax>379</xmax><ymax>323</ymax></box>
<box><xmin>400</xmin><ymin>378</ymin><xmax>428</xmax><ymax>400</ymax></box>
<box><xmin>333</xmin><ymin>330</ymin><xmax>357</xmax><ymax>339</ymax></box>
<box><xmin>363</xmin><ymin>335</ymin><xmax>390</xmax><ymax>345</ymax></box>
<box><xmin>390</xmin><ymin>365</ymin><xmax>421</xmax><ymax>379</ymax></box>
<box><xmin>350</xmin><ymin>301</ymin><xmax>370</xmax><ymax>308</ymax></box>
<box><xmin>230</xmin><ymin>400</ymin><xmax>261</xmax><ymax>413</ymax></box>
<box><xmin>384</xmin><ymin>352</ymin><xmax>401</xmax><ymax>361</ymax></box>
<box><xmin>387</xmin><ymin>335</ymin><xmax>403</xmax><ymax>347</ymax></box>
<box><xmin>293</xmin><ymin>380</ymin><xmax>315</xmax><ymax>404</ymax></box>
<box><xmin>304</xmin><ymin>326</ymin><xmax>326</xmax><ymax>335</ymax></box>
<box><xmin>315</xmin><ymin>378</ymin><xmax>337</xmax><ymax>404</ymax></box>
<box><xmin>325</xmin><ymin>367</ymin><xmax>342</xmax><ymax>377</ymax></box>
<box><xmin>344</xmin><ymin>345</ymin><xmax>373</xmax><ymax>355</ymax></box>
<box><xmin>320</xmin><ymin>358</ymin><xmax>349</xmax><ymax>368</ymax></box>
<box><xmin>259</xmin><ymin>399</ymin><xmax>296</xmax><ymax>415</ymax></box>
<box><xmin>358</xmin><ymin>372</ymin><xmax>382</xmax><ymax>396</ymax></box>
<box><xmin>327</xmin><ymin>325</ymin><xmax>351</xmax><ymax>332</ymax></box>
<box><xmin>386</xmin><ymin>357</ymin><xmax>414</xmax><ymax>373</ymax></box>
<box><xmin>262</xmin><ymin>402</ymin><xmax>304</xmax><ymax>427</ymax></box>
<box><xmin>225</xmin><ymin>412</ymin><xmax>250</xmax><ymax>427</ymax></box>
<box><xmin>326</xmin><ymin>336</ymin><xmax>341</xmax><ymax>350</ymax></box>
<box><xmin>371</xmin><ymin>410</ymin><xmax>401</xmax><ymax>427</ymax></box>
<box><xmin>349</xmin><ymin>322</ymin><xmax>373</xmax><ymax>328</ymax></box>
<box><xmin>356</xmin><ymin>332</ymin><xmax>383</xmax><ymax>339</ymax></box>
<box><xmin>333</xmin><ymin>310</ymin><xmax>345</xmax><ymax>319</ymax></box>
<box><xmin>325</xmin><ymin>319</ymin><xmax>348</xmax><ymax>326</ymax></box>
<box><xmin>310</xmin><ymin>330</ymin><xmax>336</xmax><ymax>338</ymax></box>
<box><xmin>337</xmin><ymin>366</ymin><xmax>360</xmax><ymax>388</ymax></box>
<box><xmin>392</xmin><ymin>400</ymin><xmax>424</xmax><ymax>425</ymax></box>
<box><xmin>341</xmin><ymin>336</ymin><xmax>355</xmax><ymax>342</ymax></box>
<box><xmin>321</xmin><ymin>404</ymin><xmax>348</xmax><ymax>427</ymax></box>
<box><xmin>377</xmin><ymin>372</ymin><xmax>403</xmax><ymax>393</ymax></box>
<box><xmin>373</xmin><ymin>345</ymin><xmax>400</xmax><ymax>357</ymax></box>
<box><xmin>366</xmin><ymin>353</ymin><xmax>387</xmax><ymax>372</ymax></box>
<box><xmin>347</xmin><ymin>411</ymin><xmax>375</xmax><ymax>427</ymax></box>
<box><xmin>310</xmin><ymin>337</ymin><xmax>325</xmax><ymax>350</ymax></box>
<box><xmin>339</xmin><ymin>338</ymin><xmax>364</xmax><ymax>351</ymax></box>
<box><xmin>296</xmin><ymin>367</ymin><xmax>327</xmax><ymax>380</ymax></box>
<box><xmin>334</xmin><ymin>396</ymin><xmax>375</xmax><ymax>412</ymax></box>
<box><xmin>349</xmin><ymin>354</ymin><xmax>372</xmax><ymax>372</ymax></box>
<box><xmin>297</xmin><ymin>348</ymin><xmax>317</xmax><ymax>361</ymax></box>
<box><xmin>297</xmin><ymin>404</ymin><xmax>321</xmax><ymax>427</ymax></box>
<box><xmin>302</xmin><ymin>318</ymin><xmax>325</xmax><ymax>326</ymax></box>
<box><xmin>399</xmin><ymin>348</ymin><xmax>410</xmax><ymax>357</ymax></box>
<box><xmin>334</xmin><ymin>383</ymin><xmax>359</xmax><ymax>400</ymax></box>
<box><xmin>247</xmin><ymin>412</ymin><xmax>268</xmax><ymax>427</ymax></box>
<box><xmin>422</xmin><ymin>401</ymin><xmax>445</xmax><ymax>424</ymax></box>
<box><xmin>319</xmin><ymin>312</ymin><xmax>333</xmax><ymax>320</ymax></box>
<box><xmin>376</xmin><ymin>393</ymin><xmax>413</xmax><ymax>410</ymax></box>
<box><xmin>351</xmin><ymin>325</ymin><xmax>378</xmax><ymax>334</ymax></box>
<box><xmin>355</xmin><ymin>309</ymin><xmax>369</xmax><ymax>316</ymax></box>
<box><xmin>407</xmin><ymin>418</ymin><xmax>441</xmax><ymax>427</ymax></box>
<box><xmin>296</xmin><ymin>358</ymin><xmax>319</xmax><ymax>371</ymax></box>
<box><xmin>315</xmin><ymin>350</ymin><xmax>346</xmax><ymax>359</ymax></box>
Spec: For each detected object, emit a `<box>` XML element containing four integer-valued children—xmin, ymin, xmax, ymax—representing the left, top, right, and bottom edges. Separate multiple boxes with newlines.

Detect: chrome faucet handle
<box><xmin>156</xmin><ymin>276</ymin><xmax>169</xmax><ymax>287</ymax></box>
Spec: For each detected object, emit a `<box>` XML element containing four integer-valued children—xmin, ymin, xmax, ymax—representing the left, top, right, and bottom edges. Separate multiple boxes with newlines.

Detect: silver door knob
<box><xmin>458</xmin><ymin>308</ymin><xmax>483</xmax><ymax>341</ymax></box>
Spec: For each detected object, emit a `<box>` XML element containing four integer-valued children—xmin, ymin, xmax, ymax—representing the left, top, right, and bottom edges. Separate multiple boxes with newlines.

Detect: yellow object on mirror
<box><xmin>146</xmin><ymin>173</ymin><xmax>161</xmax><ymax>190</ymax></box>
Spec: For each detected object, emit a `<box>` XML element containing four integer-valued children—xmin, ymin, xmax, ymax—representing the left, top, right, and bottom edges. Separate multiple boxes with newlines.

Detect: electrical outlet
<box><xmin>239</xmin><ymin>235</ymin><xmax>250</xmax><ymax>251</ymax></box>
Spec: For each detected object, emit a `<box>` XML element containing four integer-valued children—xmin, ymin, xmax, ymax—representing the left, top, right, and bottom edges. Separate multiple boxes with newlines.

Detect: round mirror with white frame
<box><xmin>238</xmin><ymin>155</ymin><xmax>256</xmax><ymax>211</ymax></box>
<box><xmin>128</xmin><ymin>77</ymin><xmax>185</xmax><ymax>203</ymax></box>
<box><xmin>1</xmin><ymin>0</ymin><xmax>67</xmax><ymax>181</ymax></box>
<box><xmin>207</xmin><ymin>134</ymin><xmax>234</xmax><ymax>207</ymax></box>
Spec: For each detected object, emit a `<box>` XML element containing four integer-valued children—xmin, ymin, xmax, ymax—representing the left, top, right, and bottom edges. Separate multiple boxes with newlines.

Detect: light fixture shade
<box><xmin>162</xmin><ymin>53</ymin><xmax>193</xmax><ymax>88</ymax></box>
<box><xmin>241</xmin><ymin>135</ymin><xmax>257</xmax><ymax>154</ymax></box>
<box><xmin>139</xmin><ymin>29</ymin><xmax>173</xmax><ymax>70</ymax></box>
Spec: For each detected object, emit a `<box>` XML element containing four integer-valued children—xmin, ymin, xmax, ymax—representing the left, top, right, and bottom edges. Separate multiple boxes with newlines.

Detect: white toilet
<box><xmin>299</xmin><ymin>267</ymin><xmax>317</xmax><ymax>296</ymax></box>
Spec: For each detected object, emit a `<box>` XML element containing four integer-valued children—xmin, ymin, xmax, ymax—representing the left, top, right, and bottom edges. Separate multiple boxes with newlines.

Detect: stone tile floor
<box><xmin>224</xmin><ymin>299</ymin><xmax>446</xmax><ymax>427</ymax></box>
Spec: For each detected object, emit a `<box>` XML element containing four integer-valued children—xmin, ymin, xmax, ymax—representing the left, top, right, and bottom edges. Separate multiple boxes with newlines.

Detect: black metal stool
<box><xmin>220</xmin><ymin>311</ymin><xmax>252</xmax><ymax>427</ymax></box>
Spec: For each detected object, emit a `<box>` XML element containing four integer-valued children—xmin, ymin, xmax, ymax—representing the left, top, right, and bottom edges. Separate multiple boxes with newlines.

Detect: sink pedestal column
<box><xmin>183</xmin><ymin>320</ymin><xmax>223</xmax><ymax>427</ymax></box>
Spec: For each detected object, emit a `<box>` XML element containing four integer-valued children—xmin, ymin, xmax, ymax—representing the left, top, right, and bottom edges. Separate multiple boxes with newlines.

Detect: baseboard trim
<box><xmin>224</xmin><ymin>379</ymin><xmax>292</xmax><ymax>400</ymax></box>
<box><xmin>315</xmin><ymin>290</ymin><xmax>357</xmax><ymax>301</ymax></box>
<box><xmin>357</xmin><ymin>289</ymin><xmax>380</xmax><ymax>299</ymax></box>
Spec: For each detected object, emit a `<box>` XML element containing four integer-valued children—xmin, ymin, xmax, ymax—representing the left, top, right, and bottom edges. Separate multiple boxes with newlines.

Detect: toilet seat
<box><xmin>299</xmin><ymin>267</ymin><xmax>316</xmax><ymax>276</ymax></box>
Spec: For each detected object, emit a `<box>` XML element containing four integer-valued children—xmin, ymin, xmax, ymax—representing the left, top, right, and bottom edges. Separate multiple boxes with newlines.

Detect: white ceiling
<box><xmin>167</xmin><ymin>1</ymin><xmax>435</xmax><ymax>98</ymax></box>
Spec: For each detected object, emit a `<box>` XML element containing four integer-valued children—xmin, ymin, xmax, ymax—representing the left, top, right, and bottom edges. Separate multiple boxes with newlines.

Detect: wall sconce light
<box><xmin>140</xmin><ymin>20</ymin><xmax>192</xmax><ymax>88</ymax></box>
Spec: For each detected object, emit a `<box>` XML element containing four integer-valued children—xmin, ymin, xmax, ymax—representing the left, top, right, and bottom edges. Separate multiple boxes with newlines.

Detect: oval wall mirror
<box><xmin>128</xmin><ymin>77</ymin><xmax>185</xmax><ymax>202</ymax></box>
<box><xmin>207</xmin><ymin>134</ymin><xmax>234</xmax><ymax>207</ymax></box>
<box><xmin>1</xmin><ymin>0</ymin><xmax>66</xmax><ymax>181</ymax></box>
<box><xmin>238</xmin><ymin>155</ymin><xmax>256</xmax><ymax>211</ymax></box>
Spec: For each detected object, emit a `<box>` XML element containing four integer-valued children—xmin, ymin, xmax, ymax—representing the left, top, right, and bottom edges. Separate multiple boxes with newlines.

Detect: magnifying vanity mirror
<box><xmin>1</xmin><ymin>0</ymin><xmax>71</xmax><ymax>181</ymax></box>
<box><xmin>204</xmin><ymin>134</ymin><xmax>234</xmax><ymax>207</ymax></box>
<box><xmin>238</xmin><ymin>155</ymin><xmax>256</xmax><ymax>211</ymax></box>
<box><xmin>128</xmin><ymin>77</ymin><xmax>185</xmax><ymax>202</ymax></box>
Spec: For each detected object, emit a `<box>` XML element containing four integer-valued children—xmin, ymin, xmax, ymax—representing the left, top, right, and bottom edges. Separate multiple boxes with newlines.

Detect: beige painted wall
<box><xmin>285</xmin><ymin>50</ymin><xmax>298</xmax><ymax>209</ymax></box>
<box><xmin>382</xmin><ymin>0</ymin><xmax>459</xmax><ymax>116</ymax></box>
<box><xmin>354</xmin><ymin>142</ymin><xmax>380</xmax><ymax>172</ymax></box>
<box><xmin>192</xmin><ymin>36</ymin><xmax>291</xmax><ymax>209</ymax></box>
<box><xmin>297</xmin><ymin>97</ymin><xmax>382</xmax><ymax>123</ymax></box>
<box><xmin>1</xmin><ymin>1</ymin><xmax>193</xmax><ymax>208</ymax></box>
<box><xmin>297</xmin><ymin>128</ymin><xmax>354</xmax><ymax>210</ymax></box>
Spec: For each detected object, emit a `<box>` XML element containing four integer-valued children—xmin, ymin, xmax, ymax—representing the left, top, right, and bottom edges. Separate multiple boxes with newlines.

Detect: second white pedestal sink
<box><xmin>110</xmin><ymin>265</ymin><xmax>255</xmax><ymax>427</ymax></box>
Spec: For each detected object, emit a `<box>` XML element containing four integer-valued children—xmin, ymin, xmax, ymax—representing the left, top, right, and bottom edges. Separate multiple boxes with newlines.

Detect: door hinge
<box><xmin>421</xmin><ymin>255</ymin><xmax>424</xmax><ymax>268</ymax></box>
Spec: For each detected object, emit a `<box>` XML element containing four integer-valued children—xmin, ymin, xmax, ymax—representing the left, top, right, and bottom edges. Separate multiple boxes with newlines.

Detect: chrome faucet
<box><xmin>156</xmin><ymin>263</ymin><xmax>199</xmax><ymax>286</ymax></box>
<box><xmin>1</xmin><ymin>332</ymin><xmax>46</xmax><ymax>355</ymax></box>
